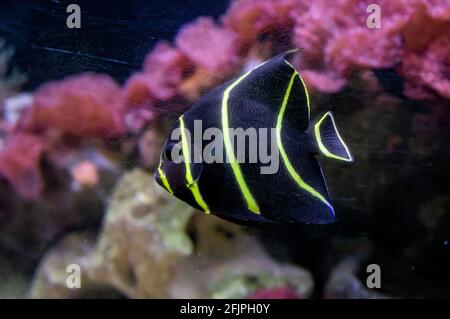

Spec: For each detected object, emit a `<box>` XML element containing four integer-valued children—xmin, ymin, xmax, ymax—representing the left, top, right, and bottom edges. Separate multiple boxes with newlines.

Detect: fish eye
<box><xmin>163</xmin><ymin>144</ymin><xmax>174</xmax><ymax>161</ymax></box>
<box><xmin>163</xmin><ymin>143</ymin><xmax>182</xmax><ymax>162</ymax></box>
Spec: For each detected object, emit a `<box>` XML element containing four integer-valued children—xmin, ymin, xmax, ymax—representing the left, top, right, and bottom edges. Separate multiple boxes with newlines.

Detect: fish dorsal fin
<box><xmin>314</xmin><ymin>112</ymin><xmax>353</xmax><ymax>162</ymax></box>
<box><xmin>231</xmin><ymin>50</ymin><xmax>310</xmax><ymax>131</ymax></box>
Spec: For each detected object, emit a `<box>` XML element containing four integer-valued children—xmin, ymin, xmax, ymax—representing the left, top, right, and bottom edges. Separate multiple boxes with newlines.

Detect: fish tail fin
<box><xmin>313</xmin><ymin>112</ymin><xmax>353</xmax><ymax>162</ymax></box>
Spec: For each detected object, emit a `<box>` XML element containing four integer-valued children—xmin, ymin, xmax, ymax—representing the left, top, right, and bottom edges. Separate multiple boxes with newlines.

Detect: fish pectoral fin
<box><xmin>313</xmin><ymin>112</ymin><xmax>353</xmax><ymax>162</ymax></box>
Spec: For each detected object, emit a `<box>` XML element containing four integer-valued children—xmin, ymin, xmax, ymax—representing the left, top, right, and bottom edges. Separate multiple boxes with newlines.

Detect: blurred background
<box><xmin>0</xmin><ymin>0</ymin><xmax>449</xmax><ymax>298</ymax></box>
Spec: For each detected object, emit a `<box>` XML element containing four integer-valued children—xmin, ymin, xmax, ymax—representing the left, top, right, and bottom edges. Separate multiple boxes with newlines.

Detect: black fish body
<box><xmin>155</xmin><ymin>51</ymin><xmax>353</xmax><ymax>225</ymax></box>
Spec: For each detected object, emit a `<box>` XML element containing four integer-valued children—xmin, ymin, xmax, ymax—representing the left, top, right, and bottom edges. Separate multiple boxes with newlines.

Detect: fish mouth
<box><xmin>154</xmin><ymin>170</ymin><xmax>163</xmax><ymax>187</ymax></box>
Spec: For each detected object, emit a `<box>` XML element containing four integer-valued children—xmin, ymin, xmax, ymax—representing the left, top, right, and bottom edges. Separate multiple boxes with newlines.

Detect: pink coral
<box><xmin>247</xmin><ymin>286</ymin><xmax>302</xmax><ymax>299</ymax></box>
<box><xmin>222</xmin><ymin>0</ymin><xmax>302</xmax><ymax>44</ymax></box>
<box><xmin>126</xmin><ymin>0</ymin><xmax>450</xmax><ymax>113</ymax></box>
<box><xmin>422</xmin><ymin>0</ymin><xmax>450</xmax><ymax>20</ymax></box>
<box><xmin>288</xmin><ymin>0</ymin><xmax>450</xmax><ymax>97</ymax></box>
<box><xmin>292</xmin><ymin>0</ymin><xmax>418</xmax><ymax>92</ymax></box>
<box><xmin>3</xmin><ymin>0</ymin><xmax>450</xmax><ymax>200</ymax></box>
<box><xmin>301</xmin><ymin>69</ymin><xmax>347</xmax><ymax>93</ymax></box>
<box><xmin>123</xmin><ymin>43</ymin><xmax>189</xmax><ymax>108</ymax></box>
<box><xmin>325</xmin><ymin>27</ymin><xmax>404</xmax><ymax>74</ymax></box>
<box><xmin>123</xmin><ymin>73</ymin><xmax>157</xmax><ymax>109</ymax></box>
<box><xmin>0</xmin><ymin>133</ymin><xmax>45</xmax><ymax>199</ymax></box>
<box><xmin>176</xmin><ymin>17</ymin><xmax>240</xmax><ymax>75</ymax></box>
<box><xmin>20</xmin><ymin>73</ymin><xmax>125</xmax><ymax>138</ymax></box>
<box><xmin>70</xmin><ymin>160</ymin><xmax>99</xmax><ymax>188</ymax></box>
<box><xmin>402</xmin><ymin>35</ymin><xmax>450</xmax><ymax>100</ymax></box>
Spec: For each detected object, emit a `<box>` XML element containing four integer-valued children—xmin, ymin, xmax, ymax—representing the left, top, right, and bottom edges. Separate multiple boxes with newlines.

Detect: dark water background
<box><xmin>1</xmin><ymin>0</ymin><xmax>450</xmax><ymax>299</ymax></box>
<box><xmin>0</xmin><ymin>0</ymin><xmax>229</xmax><ymax>90</ymax></box>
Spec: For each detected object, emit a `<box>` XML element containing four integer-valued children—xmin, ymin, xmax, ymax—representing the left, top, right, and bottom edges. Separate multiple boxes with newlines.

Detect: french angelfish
<box><xmin>155</xmin><ymin>51</ymin><xmax>353</xmax><ymax>225</ymax></box>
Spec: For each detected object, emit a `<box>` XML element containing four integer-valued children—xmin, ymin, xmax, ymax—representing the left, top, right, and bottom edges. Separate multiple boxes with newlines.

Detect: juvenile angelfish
<box><xmin>155</xmin><ymin>51</ymin><xmax>353</xmax><ymax>225</ymax></box>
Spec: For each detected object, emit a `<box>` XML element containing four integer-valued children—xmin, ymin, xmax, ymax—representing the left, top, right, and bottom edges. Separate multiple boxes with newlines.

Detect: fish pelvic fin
<box><xmin>313</xmin><ymin>112</ymin><xmax>353</xmax><ymax>162</ymax></box>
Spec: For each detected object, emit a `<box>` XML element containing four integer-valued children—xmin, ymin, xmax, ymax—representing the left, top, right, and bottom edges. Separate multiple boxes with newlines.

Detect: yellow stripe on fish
<box><xmin>276</xmin><ymin>66</ymin><xmax>334</xmax><ymax>214</ymax></box>
<box><xmin>179</xmin><ymin>115</ymin><xmax>210</xmax><ymax>214</ymax></box>
<box><xmin>220</xmin><ymin>62</ymin><xmax>268</xmax><ymax>215</ymax></box>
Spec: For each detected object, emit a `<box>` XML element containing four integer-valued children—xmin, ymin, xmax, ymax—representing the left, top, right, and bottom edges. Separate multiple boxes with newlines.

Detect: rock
<box><xmin>88</xmin><ymin>168</ymin><xmax>193</xmax><ymax>298</ymax></box>
<box><xmin>29</xmin><ymin>232</ymin><xmax>118</xmax><ymax>299</ymax></box>
<box><xmin>88</xmin><ymin>168</ymin><xmax>314</xmax><ymax>299</ymax></box>
<box><xmin>168</xmin><ymin>214</ymin><xmax>314</xmax><ymax>299</ymax></box>
<box><xmin>324</xmin><ymin>257</ymin><xmax>388</xmax><ymax>299</ymax></box>
<box><xmin>25</xmin><ymin>168</ymin><xmax>314</xmax><ymax>299</ymax></box>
